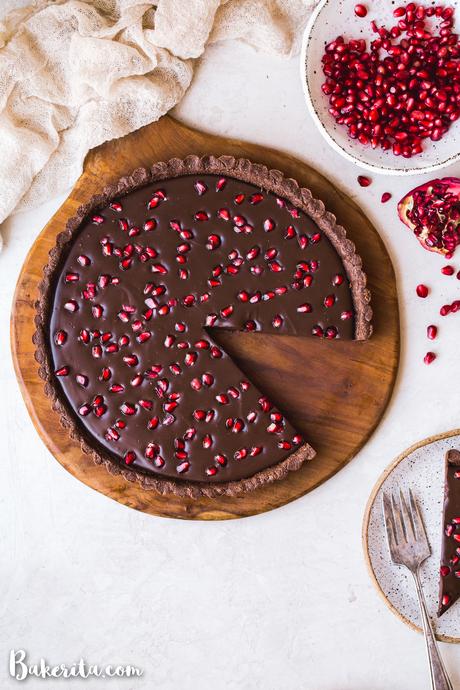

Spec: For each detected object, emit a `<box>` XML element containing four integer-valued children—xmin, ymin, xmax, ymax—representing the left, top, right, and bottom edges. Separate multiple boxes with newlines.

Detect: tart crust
<box><xmin>33</xmin><ymin>155</ymin><xmax>372</xmax><ymax>498</ymax></box>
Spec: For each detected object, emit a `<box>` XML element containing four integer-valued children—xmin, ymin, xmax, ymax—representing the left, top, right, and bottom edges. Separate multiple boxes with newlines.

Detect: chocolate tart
<box><xmin>34</xmin><ymin>156</ymin><xmax>372</xmax><ymax>498</ymax></box>
<box><xmin>438</xmin><ymin>449</ymin><xmax>460</xmax><ymax>616</ymax></box>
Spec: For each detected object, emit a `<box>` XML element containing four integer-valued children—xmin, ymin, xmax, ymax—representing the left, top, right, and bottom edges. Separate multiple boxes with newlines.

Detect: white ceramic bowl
<box><xmin>300</xmin><ymin>0</ymin><xmax>460</xmax><ymax>175</ymax></box>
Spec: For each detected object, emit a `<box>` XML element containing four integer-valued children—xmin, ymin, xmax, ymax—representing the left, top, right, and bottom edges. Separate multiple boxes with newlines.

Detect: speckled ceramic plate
<box><xmin>363</xmin><ymin>430</ymin><xmax>460</xmax><ymax>643</ymax></box>
<box><xmin>300</xmin><ymin>0</ymin><xmax>460</xmax><ymax>175</ymax></box>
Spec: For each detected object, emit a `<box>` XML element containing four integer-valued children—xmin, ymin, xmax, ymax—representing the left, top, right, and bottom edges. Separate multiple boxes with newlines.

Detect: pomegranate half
<box><xmin>398</xmin><ymin>178</ymin><xmax>460</xmax><ymax>256</ymax></box>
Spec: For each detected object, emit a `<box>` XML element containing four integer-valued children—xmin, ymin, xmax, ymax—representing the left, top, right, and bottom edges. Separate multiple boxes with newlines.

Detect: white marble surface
<box><xmin>1</xmin><ymin>40</ymin><xmax>460</xmax><ymax>690</ymax></box>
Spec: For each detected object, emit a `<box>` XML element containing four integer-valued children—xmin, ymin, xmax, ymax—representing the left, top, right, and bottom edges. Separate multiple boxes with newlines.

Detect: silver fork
<box><xmin>382</xmin><ymin>489</ymin><xmax>453</xmax><ymax>690</ymax></box>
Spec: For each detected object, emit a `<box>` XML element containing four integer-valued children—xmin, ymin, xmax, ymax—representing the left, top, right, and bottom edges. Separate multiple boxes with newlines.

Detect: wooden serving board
<box><xmin>10</xmin><ymin>115</ymin><xmax>399</xmax><ymax>520</ymax></box>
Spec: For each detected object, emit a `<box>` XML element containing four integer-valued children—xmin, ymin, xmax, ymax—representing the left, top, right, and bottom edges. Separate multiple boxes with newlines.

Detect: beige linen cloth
<box><xmin>0</xmin><ymin>0</ymin><xmax>313</xmax><ymax>247</ymax></box>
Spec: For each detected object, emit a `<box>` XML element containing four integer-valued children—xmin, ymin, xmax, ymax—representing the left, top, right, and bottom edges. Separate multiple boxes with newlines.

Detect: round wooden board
<box><xmin>10</xmin><ymin>115</ymin><xmax>399</xmax><ymax>520</ymax></box>
<box><xmin>362</xmin><ymin>428</ymin><xmax>460</xmax><ymax>644</ymax></box>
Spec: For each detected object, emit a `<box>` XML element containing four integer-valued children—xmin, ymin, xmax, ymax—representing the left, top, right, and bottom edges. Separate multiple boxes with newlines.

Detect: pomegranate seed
<box><xmin>424</xmin><ymin>351</ymin><xmax>436</xmax><ymax>365</ymax></box>
<box><xmin>333</xmin><ymin>274</ymin><xmax>344</xmax><ymax>287</ymax></box>
<box><xmin>268</xmin><ymin>260</ymin><xmax>283</xmax><ymax>272</ymax></box>
<box><xmin>64</xmin><ymin>300</ymin><xmax>78</xmax><ymax>313</ymax></box>
<box><xmin>324</xmin><ymin>294</ymin><xmax>336</xmax><ymax>308</ymax></box>
<box><xmin>75</xmin><ymin>374</ymin><xmax>88</xmax><ymax>387</ymax></box>
<box><xmin>184</xmin><ymin>352</ymin><xmax>197</xmax><ymax>367</ymax></box>
<box><xmin>182</xmin><ymin>294</ymin><xmax>195</xmax><ymax>307</ymax></box>
<box><xmin>358</xmin><ymin>176</ymin><xmax>371</xmax><ymax>187</ymax></box>
<box><xmin>263</xmin><ymin>218</ymin><xmax>275</xmax><ymax>232</ymax></box>
<box><xmin>201</xmin><ymin>373</ymin><xmax>213</xmax><ymax>387</ymax></box>
<box><xmin>442</xmin><ymin>595</ymin><xmax>451</xmax><ymax>607</ymax></box>
<box><xmin>325</xmin><ymin>326</ymin><xmax>338</xmax><ymax>339</ymax></box>
<box><xmin>440</xmin><ymin>305</ymin><xmax>451</xmax><ymax>316</ymax></box>
<box><xmin>220</xmin><ymin>305</ymin><xmax>233</xmax><ymax>319</ymax></box>
<box><xmin>151</xmin><ymin>263</ymin><xmax>168</xmax><ymax>275</ymax></box>
<box><xmin>232</xmin><ymin>419</ymin><xmax>244</xmax><ymax>433</ymax></box>
<box><xmin>416</xmin><ymin>284</ymin><xmax>429</xmax><ymax>298</ymax></box>
<box><xmin>441</xmin><ymin>265</ymin><xmax>455</xmax><ymax>276</ymax></box>
<box><xmin>124</xmin><ymin>450</ymin><xmax>136</xmax><ymax>465</ymax></box>
<box><xmin>190</xmin><ymin>377</ymin><xmax>202</xmax><ymax>391</ymax></box>
<box><xmin>194</xmin><ymin>180</ymin><xmax>207</xmax><ymax>195</ymax></box>
<box><xmin>297</xmin><ymin>303</ymin><xmax>312</xmax><ymax>313</ymax></box>
<box><xmin>121</xmin><ymin>402</ymin><xmax>137</xmax><ymax>416</ymax></box>
<box><xmin>381</xmin><ymin>192</ymin><xmax>392</xmax><ymax>203</ymax></box>
<box><xmin>123</xmin><ymin>354</ymin><xmax>138</xmax><ymax>367</ymax></box>
<box><xmin>206</xmin><ymin>234</ymin><xmax>221</xmax><ymax>250</ymax></box>
<box><xmin>195</xmin><ymin>339</ymin><xmax>209</xmax><ymax>350</ymax></box>
<box><xmin>94</xmin><ymin>404</ymin><xmax>107</xmax><ymax>417</ymax></box>
<box><xmin>440</xmin><ymin>565</ymin><xmax>450</xmax><ymax>577</ymax></box>
<box><xmin>54</xmin><ymin>330</ymin><xmax>67</xmax><ymax>346</ymax></box>
<box><xmin>427</xmin><ymin>325</ymin><xmax>438</xmax><ymax>340</ymax></box>
<box><xmin>354</xmin><ymin>4</ymin><xmax>367</xmax><ymax>18</ymax></box>
<box><xmin>55</xmin><ymin>366</ymin><xmax>69</xmax><ymax>376</ymax></box>
<box><xmin>145</xmin><ymin>443</ymin><xmax>159</xmax><ymax>460</ymax></box>
<box><xmin>64</xmin><ymin>272</ymin><xmax>79</xmax><ymax>283</ymax></box>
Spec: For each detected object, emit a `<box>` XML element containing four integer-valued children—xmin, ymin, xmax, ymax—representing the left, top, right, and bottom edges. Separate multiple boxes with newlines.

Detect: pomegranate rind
<box><xmin>398</xmin><ymin>178</ymin><xmax>460</xmax><ymax>256</ymax></box>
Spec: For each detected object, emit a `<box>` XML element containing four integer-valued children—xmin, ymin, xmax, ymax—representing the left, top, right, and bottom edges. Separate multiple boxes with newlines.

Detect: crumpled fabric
<box><xmin>0</xmin><ymin>0</ymin><xmax>314</xmax><ymax>247</ymax></box>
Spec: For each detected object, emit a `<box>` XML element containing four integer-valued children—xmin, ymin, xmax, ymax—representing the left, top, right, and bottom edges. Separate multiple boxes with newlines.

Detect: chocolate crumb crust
<box><xmin>33</xmin><ymin>155</ymin><xmax>372</xmax><ymax>498</ymax></box>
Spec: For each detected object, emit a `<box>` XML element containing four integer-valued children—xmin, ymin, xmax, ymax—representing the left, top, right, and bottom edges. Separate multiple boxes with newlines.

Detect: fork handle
<box><xmin>412</xmin><ymin>570</ymin><xmax>453</xmax><ymax>690</ymax></box>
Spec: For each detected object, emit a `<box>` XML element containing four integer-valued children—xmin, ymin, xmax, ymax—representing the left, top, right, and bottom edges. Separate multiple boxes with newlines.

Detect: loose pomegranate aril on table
<box><xmin>321</xmin><ymin>8</ymin><xmax>460</xmax><ymax>157</ymax></box>
<box><xmin>416</xmin><ymin>284</ymin><xmax>429</xmax><ymax>298</ymax></box>
<box><xmin>427</xmin><ymin>325</ymin><xmax>438</xmax><ymax>340</ymax></box>
<box><xmin>381</xmin><ymin>193</ymin><xmax>392</xmax><ymax>204</ymax></box>
<box><xmin>354</xmin><ymin>4</ymin><xmax>367</xmax><ymax>18</ymax></box>
<box><xmin>441</xmin><ymin>265</ymin><xmax>455</xmax><ymax>276</ymax></box>
<box><xmin>357</xmin><ymin>176</ymin><xmax>372</xmax><ymax>188</ymax></box>
<box><xmin>424</xmin><ymin>351</ymin><xmax>436</xmax><ymax>365</ymax></box>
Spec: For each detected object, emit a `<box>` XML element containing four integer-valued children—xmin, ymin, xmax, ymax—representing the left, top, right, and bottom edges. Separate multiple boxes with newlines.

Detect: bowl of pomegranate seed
<box><xmin>300</xmin><ymin>0</ymin><xmax>460</xmax><ymax>174</ymax></box>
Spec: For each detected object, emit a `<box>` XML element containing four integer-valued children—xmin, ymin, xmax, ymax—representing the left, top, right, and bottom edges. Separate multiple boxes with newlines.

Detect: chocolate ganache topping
<box><xmin>34</xmin><ymin>156</ymin><xmax>372</xmax><ymax>497</ymax></box>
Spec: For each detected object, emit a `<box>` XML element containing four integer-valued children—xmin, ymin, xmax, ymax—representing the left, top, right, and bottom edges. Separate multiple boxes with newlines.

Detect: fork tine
<box><xmin>391</xmin><ymin>493</ymin><xmax>406</xmax><ymax>544</ymax></box>
<box><xmin>382</xmin><ymin>492</ymin><xmax>398</xmax><ymax>555</ymax></box>
<box><xmin>399</xmin><ymin>489</ymin><xmax>416</xmax><ymax>542</ymax></box>
<box><xmin>408</xmin><ymin>488</ymin><xmax>429</xmax><ymax>547</ymax></box>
